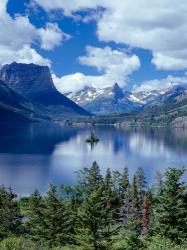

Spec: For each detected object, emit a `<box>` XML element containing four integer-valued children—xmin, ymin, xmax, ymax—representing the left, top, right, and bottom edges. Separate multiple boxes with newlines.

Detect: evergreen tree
<box><xmin>118</xmin><ymin>168</ymin><xmax>133</xmax><ymax>229</ymax></box>
<box><xmin>60</xmin><ymin>184</ymin><xmax>82</xmax><ymax>245</ymax></box>
<box><xmin>131</xmin><ymin>175</ymin><xmax>140</xmax><ymax>215</ymax></box>
<box><xmin>153</xmin><ymin>167</ymin><xmax>187</xmax><ymax>243</ymax></box>
<box><xmin>104</xmin><ymin>168</ymin><xmax>113</xmax><ymax>196</ymax></box>
<box><xmin>76</xmin><ymin>163</ymin><xmax>116</xmax><ymax>250</ymax></box>
<box><xmin>76</xmin><ymin>186</ymin><xmax>115</xmax><ymax>250</ymax></box>
<box><xmin>85</xmin><ymin>161</ymin><xmax>103</xmax><ymax>192</ymax></box>
<box><xmin>104</xmin><ymin>168</ymin><xmax>120</xmax><ymax>212</ymax></box>
<box><xmin>118</xmin><ymin>167</ymin><xmax>130</xmax><ymax>200</ymax></box>
<box><xmin>0</xmin><ymin>187</ymin><xmax>22</xmax><ymax>240</ymax></box>
<box><xmin>118</xmin><ymin>173</ymin><xmax>142</xmax><ymax>238</ymax></box>
<box><xmin>43</xmin><ymin>185</ymin><xmax>72</xmax><ymax>247</ymax></box>
<box><xmin>27</xmin><ymin>190</ymin><xmax>46</xmax><ymax>242</ymax></box>
<box><xmin>134</xmin><ymin>167</ymin><xmax>147</xmax><ymax>211</ymax></box>
<box><xmin>118</xmin><ymin>186</ymin><xmax>134</xmax><ymax>230</ymax></box>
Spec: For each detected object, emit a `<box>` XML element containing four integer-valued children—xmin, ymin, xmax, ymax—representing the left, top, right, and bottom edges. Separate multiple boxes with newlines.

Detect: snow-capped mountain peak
<box><xmin>64</xmin><ymin>84</ymin><xmax>186</xmax><ymax>114</ymax></box>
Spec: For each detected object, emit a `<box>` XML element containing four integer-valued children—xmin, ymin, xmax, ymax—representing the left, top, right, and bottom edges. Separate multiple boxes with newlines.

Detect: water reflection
<box><xmin>0</xmin><ymin>123</ymin><xmax>187</xmax><ymax>195</ymax></box>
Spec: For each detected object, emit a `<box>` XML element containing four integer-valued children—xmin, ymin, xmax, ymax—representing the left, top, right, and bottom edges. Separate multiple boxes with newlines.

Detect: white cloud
<box><xmin>79</xmin><ymin>46</ymin><xmax>140</xmax><ymax>77</ymax></box>
<box><xmin>0</xmin><ymin>3</ymin><xmax>35</xmax><ymax>50</ymax></box>
<box><xmin>152</xmin><ymin>52</ymin><xmax>187</xmax><ymax>71</ymax></box>
<box><xmin>38</xmin><ymin>23</ymin><xmax>70</xmax><ymax>51</ymax></box>
<box><xmin>34</xmin><ymin>0</ymin><xmax>187</xmax><ymax>71</ymax></box>
<box><xmin>134</xmin><ymin>74</ymin><xmax>187</xmax><ymax>92</ymax></box>
<box><xmin>34</xmin><ymin>0</ymin><xmax>103</xmax><ymax>15</ymax></box>
<box><xmin>0</xmin><ymin>45</ymin><xmax>50</xmax><ymax>66</ymax></box>
<box><xmin>53</xmin><ymin>46</ymin><xmax>140</xmax><ymax>93</ymax></box>
<box><xmin>0</xmin><ymin>0</ymin><xmax>68</xmax><ymax>66</ymax></box>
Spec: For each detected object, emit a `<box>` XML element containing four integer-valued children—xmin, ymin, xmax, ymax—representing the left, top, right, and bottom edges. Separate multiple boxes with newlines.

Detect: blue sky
<box><xmin>1</xmin><ymin>0</ymin><xmax>187</xmax><ymax>92</ymax></box>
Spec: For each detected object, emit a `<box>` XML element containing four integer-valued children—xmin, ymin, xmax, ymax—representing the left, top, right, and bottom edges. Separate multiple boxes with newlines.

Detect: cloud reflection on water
<box><xmin>0</xmin><ymin>124</ymin><xmax>187</xmax><ymax>195</ymax></box>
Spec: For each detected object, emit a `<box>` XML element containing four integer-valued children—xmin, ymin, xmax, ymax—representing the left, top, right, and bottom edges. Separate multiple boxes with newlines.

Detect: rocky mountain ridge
<box><xmin>0</xmin><ymin>62</ymin><xmax>91</xmax><ymax>119</ymax></box>
<box><xmin>65</xmin><ymin>83</ymin><xmax>187</xmax><ymax>114</ymax></box>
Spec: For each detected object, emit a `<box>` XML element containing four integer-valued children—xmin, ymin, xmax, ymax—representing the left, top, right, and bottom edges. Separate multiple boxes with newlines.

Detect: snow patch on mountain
<box><xmin>64</xmin><ymin>83</ymin><xmax>186</xmax><ymax>114</ymax></box>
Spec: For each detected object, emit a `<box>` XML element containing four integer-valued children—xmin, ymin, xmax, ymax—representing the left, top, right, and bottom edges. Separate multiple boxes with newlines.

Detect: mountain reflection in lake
<box><xmin>0</xmin><ymin>122</ymin><xmax>187</xmax><ymax>195</ymax></box>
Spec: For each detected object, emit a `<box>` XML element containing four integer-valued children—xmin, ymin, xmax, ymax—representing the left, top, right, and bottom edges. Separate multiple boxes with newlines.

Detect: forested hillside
<box><xmin>116</xmin><ymin>97</ymin><xmax>187</xmax><ymax>128</ymax></box>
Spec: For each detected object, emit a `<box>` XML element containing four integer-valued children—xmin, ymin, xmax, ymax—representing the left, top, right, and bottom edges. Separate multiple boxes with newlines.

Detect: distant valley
<box><xmin>65</xmin><ymin>83</ymin><xmax>187</xmax><ymax>128</ymax></box>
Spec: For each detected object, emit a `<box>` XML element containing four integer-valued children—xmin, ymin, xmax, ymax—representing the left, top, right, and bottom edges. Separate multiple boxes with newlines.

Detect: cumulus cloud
<box><xmin>0</xmin><ymin>45</ymin><xmax>50</xmax><ymax>66</ymax></box>
<box><xmin>0</xmin><ymin>0</ymin><xmax>68</xmax><ymax>66</ymax></box>
<box><xmin>34</xmin><ymin>0</ymin><xmax>187</xmax><ymax>71</ymax></box>
<box><xmin>38</xmin><ymin>23</ymin><xmax>70</xmax><ymax>51</ymax></box>
<box><xmin>53</xmin><ymin>46</ymin><xmax>140</xmax><ymax>93</ymax></box>
<box><xmin>134</xmin><ymin>74</ymin><xmax>187</xmax><ymax>92</ymax></box>
<box><xmin>152</xmin><ymin>52</ymin><xmax>187</xmax><ymax>71</ymax></box>
<box><xmin>34</xmin><ymin>0</ymin><xmax>103</xmax><ymax>15</ymax></box>
<box><xmin>79</xmin><ymin>46</ymin><xmax>140</xmax><ymax>76</ymax></box>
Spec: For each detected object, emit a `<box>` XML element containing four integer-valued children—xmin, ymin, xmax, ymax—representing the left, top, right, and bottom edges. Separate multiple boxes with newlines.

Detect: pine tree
<box><xmin>0</xmin><ymin>186</ymin><xmax>22</xmax><ymax>240</ymax></box>
<box><xmin>118</xmin><ymin>168</ymin><xmax>132</xmax><ymax>228</ymax></box>
<box><xmin>118</xmin><ymin>173</ymin><xmax>142</xmax><ymax>239</ymax></box>
<box><xmin>134</xmin><ymin>167</ymin><xmax>147</xmax><ymax>211</ymax></box>
<box><xmin>153</xmin><ymin>167</ymin><xmax>187</xmax><ymax>243</ymax></box>
<box><xmin>43</xmin><ymin>185</ymin><xmax>72</xmax><ymax>247</ymax></box>
<box><xmin>86</xmin><ymin>161</ymin><xmax>103</xmax><ymax>191</ymax></box>
<box><xmin>104</xmin><ymin>168</ymin><xmax>113</xmax><ymax>196</ymax></box>
<box><xmin>131</xmin><ymin>175</ymin><xmax>140</xmax><ymax>215</ymax></box>
<box><xmin>75</xmin><ymin>163</ymin><xmax>116</xmax><ymax>250</ymax></box>
<box><xmin>104</xmin><ymin>168</ymin><xmax>120</xmax><ymax>212</ymax></box>
<box><xmin>117</xmin><ymin>171</ymin><xmax>145</xmax><ymax>250</ymax></box>
<box><xmin>118</xmin><ymin>167</ymin><xmax>130</xmax><ymax>199</ymax></box>
<box><xmin>118</xmin><ymin>186</ymin><xmax>134</xmax><ymax>230</ymax></box>
<box><xmin>27</xmin><ymin>190</ymin><xmax>46</xmax><ymax>242</ymax></box>
<box><xmin>76</xmin><ymin>186</ymin><xmax>115</xmax><ymax>250</ymax></box>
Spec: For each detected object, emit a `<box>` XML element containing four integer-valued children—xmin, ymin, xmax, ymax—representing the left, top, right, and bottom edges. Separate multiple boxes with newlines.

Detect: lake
<box><xmin>0</xmin><ymin>122</ymin><xmax>187</xmax><ymax>195</ymax></box>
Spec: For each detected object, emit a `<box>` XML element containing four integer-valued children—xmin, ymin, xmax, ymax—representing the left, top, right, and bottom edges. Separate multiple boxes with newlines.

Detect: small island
<box><xmin>85</xmin><ymin>132</ymin><xmax>99</xmax><ymax>143</ymax></box>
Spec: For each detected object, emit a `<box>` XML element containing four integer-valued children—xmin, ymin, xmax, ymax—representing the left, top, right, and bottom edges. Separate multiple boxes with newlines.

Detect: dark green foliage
<box><xmin>43</xmin><ymin>185</ymin><xmax>72</xmax><ymax>247</ymax></box>
<box><xmin>152</xmin><ymin>167</ymin><xmax>187</xmax><ymax>244</ymax></box>
<box><xmin>118</xmin><ymin>167</ymin><xmax>130</xmax><ymax>199</ymax></box>
<box><xmin>27</xmin><ymin>190</ymin><xmax>46</xmax><ymax>242</ymax></box>
<box><xmin>134</xmin><ymin>167</ymin><xmax>147</xmax><ymax>211</ymax></box>
<box><xmin>0</xmin><ymin>163</ymin><xmax>186</xmax><ymax>250</ymax></box>
<box><xmin>84</xmin><ymin>161</ymin><xmax>103</xmax><ymax>192</ymax></box>
<box><xmin>28</xmin><ymin>186</ymin><xmax>72</xmax><ymax>247</ymax></box>
<box><xmin>75</xmin><ymin>162</ymin><xmax>116</xmax><ymax>250</ymax></box>
<box><xmin>0</xmin><ymin>187</ymin><xmax>22</xmax><ymax>240</ymax></box>
<box><xmin>76</xmin><ymin>187</ymin><xmax>114</xmax><ymax>250</ymax></box>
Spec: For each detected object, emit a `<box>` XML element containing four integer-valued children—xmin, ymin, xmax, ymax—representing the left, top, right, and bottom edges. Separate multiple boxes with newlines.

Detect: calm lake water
<box><xmin>0</xmin><ymin>122</ymin><xmax>187</xmax><ymax>195</ymax></box>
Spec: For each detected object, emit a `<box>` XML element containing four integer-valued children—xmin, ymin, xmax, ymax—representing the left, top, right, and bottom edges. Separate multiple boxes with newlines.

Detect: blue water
<box><xmin>0</xmin><ymin>123</ymin><xmax>187</xmax><ymax>195</ymax></box>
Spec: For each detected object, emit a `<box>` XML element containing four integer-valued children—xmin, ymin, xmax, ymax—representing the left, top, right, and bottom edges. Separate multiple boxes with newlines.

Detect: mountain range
<box><xmin>0</xmin><ymin>62</ymin><xmax>187</xmax><ymax>126</ymax></box>
<box><xmin>65</xmin><ymin>82</ymin><xmax>187</xmax><ymax>115</ymax></box>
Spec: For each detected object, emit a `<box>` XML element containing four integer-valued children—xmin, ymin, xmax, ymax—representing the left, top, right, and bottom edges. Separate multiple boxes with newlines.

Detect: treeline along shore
<box><xmin>0</xmin><ymin>162</ymin><xmax>186</xmax><ymax>250</ymax></box>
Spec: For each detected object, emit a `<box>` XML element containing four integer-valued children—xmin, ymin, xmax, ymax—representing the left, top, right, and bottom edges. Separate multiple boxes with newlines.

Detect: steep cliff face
<box><xmin>0</xmin><ymin>63</ymin><xmax>90</xmax><ymax>116</ymax></box>
<box><xmin>0</xmin><ymin>80</ymin><xmax>48</xmax><ymax>122</ymax></box>
<box><xmin>0</xmin><ymin>62</ymin><xmax>54</xmax><ymax>99</ymax></box>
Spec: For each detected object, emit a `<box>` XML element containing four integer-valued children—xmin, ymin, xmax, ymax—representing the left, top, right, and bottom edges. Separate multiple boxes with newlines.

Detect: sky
<box><xmin>1</xmin><ymin>0</ymin><xmax>187</xmax><ymax>93</ymax></box>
